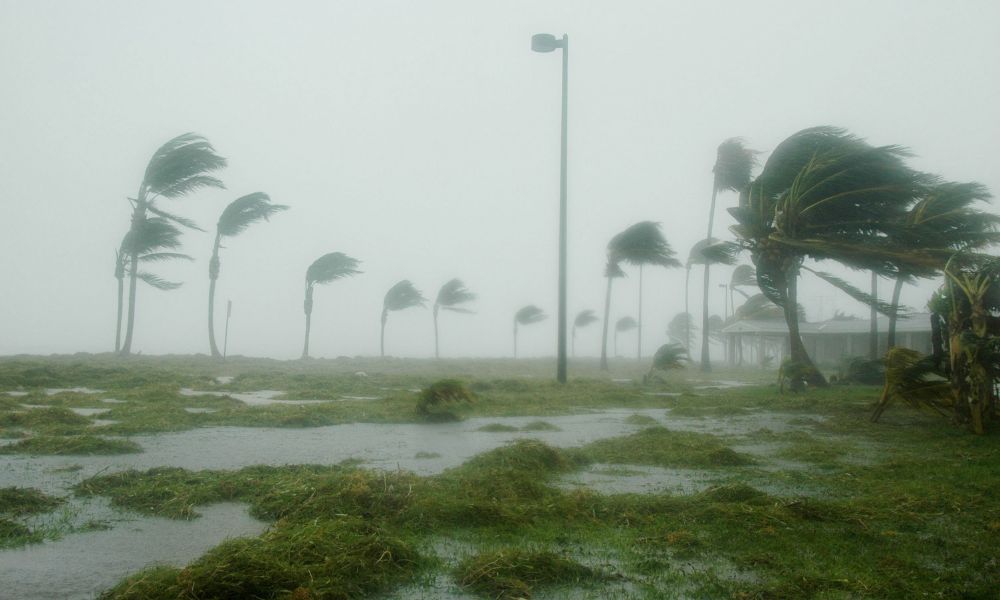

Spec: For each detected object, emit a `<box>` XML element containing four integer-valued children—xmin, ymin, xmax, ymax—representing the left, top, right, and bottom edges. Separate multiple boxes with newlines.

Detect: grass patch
<box><xmin>521</xmin><ymin>420</ymin><xmax>561</xmax><ymax>431</ymax></box>
<box><xmin>477</xmin><ymin>423</ymin><xmax>519</xmax><ymax>432</ymax></box>
<box><xmin>573</xmin><ymin>426</ymin><xmax>755</xmax><ymax>468</ymax></box>
<box><xmin>0</xmin><ymin>434</ymin><xmax>141</xmax><ymax>455</ymax></box>
<box><xmin>624</xmin><ymin>414</ymin><xmax>658</xmax><ymax>425</ymax></box>
<box><xmin>0</xmin><ymin>487</ymin><xmax>64</xmax><ymax>517</ymax></box>
<box><xmin>455</xmin><ymin>548</ymin><xmax>604</xmax><ymax>598</ymax></box>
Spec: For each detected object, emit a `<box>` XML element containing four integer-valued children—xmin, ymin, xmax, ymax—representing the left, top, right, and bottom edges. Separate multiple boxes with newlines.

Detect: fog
<box><xmin>1</xmin><ymin>0</ymin><xmax>998</xmax><ymax>360</ymax></box>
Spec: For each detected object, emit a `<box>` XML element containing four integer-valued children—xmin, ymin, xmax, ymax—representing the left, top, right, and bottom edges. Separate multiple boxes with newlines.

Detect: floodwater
<box><xmin>2</xmin><ymin>384</ymin><xmax>833</xmax><ymax>599</ymax></box>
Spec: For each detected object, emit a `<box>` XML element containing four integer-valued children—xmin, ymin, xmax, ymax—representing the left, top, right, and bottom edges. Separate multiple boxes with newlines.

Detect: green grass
<box><xmin>0</xmin><ymin>434</ymin><xmax>141</xmax><ymax>455</ymax></box>
<box><xmin>0</xmin><ymin>487</ymin><xmax>64</xmax><ymax>517</ymax></box>
<box><xmin>572</xmin><ymin>426</ymin><xmax>756</xmax><ymax>468</ymax></box>
<box><xmin>454</xmin><ymin>548</ymin><xmax>605</xmax><ymax>598</ymax></box>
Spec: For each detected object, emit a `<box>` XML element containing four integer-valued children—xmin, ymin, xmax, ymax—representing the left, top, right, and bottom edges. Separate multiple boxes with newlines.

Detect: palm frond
<box><xmin>574</xmin><ymin>309</ymin><xmax>599</xmax><ymax>328</ymax></box>
<box><xmin>217</xmin><ymin>192</ymin><xmax>289</xmax><ymax>237</ymax></box>
<box><xmin>609</xmin><ymin>221</ymin><xmax>681</xmax><ymax>268</ymax></box>
<box><xmin>802</xmin><ymin>267</ymin><xmax>903</xmax><ymax>317</ymax></box>
<box><xmin>615</xmin><ymin>316</ymin><xmax>638</xmax><ymax>332</ymax></box>
<box><xmin>306</xmin><ymin>252</ymin><xmax>362</xmax><ymax>286</ymax></box>
<box><xmin>121</xmin><ymin>217</ymin><xmax>185</xmax><ymax>255</ymax></box>
<box><xmin>699</xmin><ymin>240</ymin><xmax>741</xmax><ymax>265</ymax></box>
<box><xmin>605</xmin><ymin>259</ymin><xmax>626</xmax><ymax>278</ymax></box>
<box><xmin>732</xmin><ymin>294</ymin><xmax>787</xmax><ymax>321</ymax></box>
<box><xmin>138</xmin><ymin>252</ymin><xmax>193</xmax><ymax>263</ymax></box>
<box><xmin>136</xmin><ymin>272</ymin><xmax>183</xmax><ymax>290</ymax></box>
<box><xmin>142</xmin><ymin>133</ymin><xmax>227</xmax><ymax>200</ymax></box>
<box><xmin>713</xmin><ymin>137</ymin><xmax>758</xmax><ymax>193</ymax></box>
<box><xmin>650</xmin><ymin>343</ymin><xmax>688</xmax><ymax>371</ymax></box>
<box><xmin>685</xmin><ymin>237</ymin><xmax>720</xmax><ymax>267</ymax></box>
<box><xmin>515</xmin><ymin>305</ymin><xmax>547</xmax><ymax>326</ymax></box>
<box><xmin>730</xmin><ymin>264</ymin><xmax>757</xmax><ymax>288</ymax></box>
<box><xmin>146</xmin><ymin>205</ymin><xmax>204</xmax><ymax>231</ymax></box>
<box><xmin>435</xmin><ymin>278</ymin><xmax>476</xmax><ymax>309</ymax></box>
<box><xmin>384</xmin><ymin>280</ymin><xmax>427</xmax><ymax>312</ymax></box>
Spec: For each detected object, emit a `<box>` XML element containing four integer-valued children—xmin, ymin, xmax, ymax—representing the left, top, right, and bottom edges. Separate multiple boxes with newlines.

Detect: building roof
<box><xmin>720</xmin><ymin>313</ymin><xmax>932</xmax><ymax>336</ymax></box>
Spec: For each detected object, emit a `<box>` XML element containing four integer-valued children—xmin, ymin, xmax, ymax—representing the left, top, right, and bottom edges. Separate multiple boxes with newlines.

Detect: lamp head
<box><xmin>531</xmin><ymin>33</ymin><xmax>563</xmax><ymax>52</ymax></box>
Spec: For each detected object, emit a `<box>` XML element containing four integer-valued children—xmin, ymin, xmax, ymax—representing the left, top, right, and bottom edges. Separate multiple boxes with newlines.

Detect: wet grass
<box><xmin>455</xmin><ymin>547</ymin><xmax>606</xmax><ymax>598</ymax></box>
<box><xmin>571</xmin><ymin>426</ymin><xmax>756</xmax><ymax>468</ymax></box>
<box><xmin>0</xmin><ymin>434</ymin><xmax>142</xmax><ymax>455</ymax></box>
<box><xmin>0</xmin><ymin>487</ymin><xmax>64</xmax><ymax>517</ymax></box>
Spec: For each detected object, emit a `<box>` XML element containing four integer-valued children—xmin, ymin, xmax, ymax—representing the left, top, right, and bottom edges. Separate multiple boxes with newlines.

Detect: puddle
<box><xmin>99</xmin><ymin>398</ymin><xmax>127</xmax><ymax>404</ymax></box>
<box><xmin>642</xmin><ymin>392</ymin><xmax>682</xmax><ymax>397</ymax></box>
<box><xmin>214</xmin><ymin>376</ymin><xmax>234</xmax><ymax>385</ymax></box>
<box><xmin>611</xmin><ymin>378</ymin><xmax>633</xmax><ymax>383</ymax></box>
<box><xmin>692</xmin><ymin>380</ymin><xmax>752</xmax><ymax>390</ymax></box>
<box><xmin>179</xmin><ymin>389</ymin><xmax>330</xmax><ymax>406</ymax></box>
<box><xmin>0</xmin><ymin>502</ymin><xmax>266</xmax><ymax>600</ymax></box>
<box><xmin>45</xmin><ymin>388</ymin><xmax>103</xmax><ymax>396</ymax></box>
<box><xmin>558</xmin><ymin>463</ymin><xmax>722</xmax><ymax>495</ymax></box>
<box><xmin>184</xmin><ymin>407</ymin><xmax>218</xmax><ymax>414</ymax></box>
<box><xmin>91</xmin><ymin>419</ymin><xmax>119</xmax><ymax>427</ymax></box>
<box><xmin>340</xmin><ymin>395</ymin><xmax>383</xmax><ymax>401</ymax></box>
<box><xmin>68</xmin><ymin>408</ymin><xmax>111</xmax><ymax>417</ymax></box>
<box><xmin>6</xmin><ymin>391</ymin><xmax>29</xmax><ymax>397</ymax></box>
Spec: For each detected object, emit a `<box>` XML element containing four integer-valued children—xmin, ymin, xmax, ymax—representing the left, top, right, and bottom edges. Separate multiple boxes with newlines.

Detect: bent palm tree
<box><xmin>208</xmin><ymin>193</ymin><xmax>288</xmax><ymax>357</ymax></box>
<box><xmin>302</xmin><ymin>253</ymin><xmax>361</xmax><ymax>359</ymax></box>
<box><xmin>572</xmin><ymin>309</ymin><xmax>599</xmax><ymax>357</ymax></box>
<box><xmin>684</xmin><ymin>237</ymin><xmax>717</xmax><ymax>354</ymax></box>
<box><xmin>648</xmin><ymin>343</ymin><xmax>689</xmax><ymax>380</ymax></box>
<box><xmin>614</xmin><ymin>316</ymin><xmax>638</xmax><ymax>357</ymax></box>
<box><xmin>607</xmin><ymin>221</ymin><xmax>680</xmax><ymax>361</ymax></box>
<box><xmin>119</xmin><ymin>133</ymin><xmax>227</xmax><ymax>355</ymax></box>
<box><xmin>433</xmin><ymin>279</ymin><xmax>476</xmax><ymax>358</ymax></box>
<box><xmin>114</xmin><ymin>217</ymin><xmax>192</xmax><ymax>352</ymax></box>
<box><xmin>514</xmin><ymin>305</ymin><xmax>546</xmax><ymax>358</ymax></box>
<box><xmin>702</xmin><ymin>138</ymin><xmax>757</xmax><ymax>372</ymax></box>
<box><xmin>381</xmin><ymin>280</ymin><xmax>426</xmax><ymax>357</ymax></box>
<box><xmin>599</xmin><ymin>260</ymin><xmax>626</xmax><ymax>370</ymax></box>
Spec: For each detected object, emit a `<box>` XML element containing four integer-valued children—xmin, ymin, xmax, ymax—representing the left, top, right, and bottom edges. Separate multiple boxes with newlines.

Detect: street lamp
<box><xmin>531</xmin><ymin>32</ymin><xmax>569</xmax><ymax>384</ymax></box>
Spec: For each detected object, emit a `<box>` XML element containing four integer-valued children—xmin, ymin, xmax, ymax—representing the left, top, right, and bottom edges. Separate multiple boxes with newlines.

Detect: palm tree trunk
<box><xmin>886</xmin><ymin>275</ymin><xmax>904</xmax><ymax>348</ymax></box>
<box><xmin>119</xmin><ymin>201</ymin><xmax>146</xmax><ymax>356</ymax></box>
<box><xmin>114</xmin><ymin>272</ymin><xmax>124</xmax><ymax>353</ymax></box>
<box><xmin>869</xmin><ymin>271</ymin><xmax>879</xmax><ymax>359</ymax></box>
<box><xmin>301</xmin><ymin>285</ymin><xmax>313</xmax><ymax>359</ymax></box>
<box><xmin>600</xmin><ymin>276</ymin><xmax>614</xmax><ymax>370</ymax></box>
<box><xmin>700</xmin><ymin>261</ymin><xmax>712</xmax><ymax>372</ymax></box>
<box><xmin>208</xmin><ymin>235</ymin><xmax>222</xmax><ymax>358</ymax></box>
<box><xmin>684</xmin><ymin>267</ymin><xmax>691</xmax><ymax>352</ymax></box>
<box><xmin>784</xmin><ymin>265</ymin><xmax>827</xmax><ymax>387</ymax></box>
<box><xmin>433</xmin><ymin>305</ymin><xmax>440</xmax><ymax>359</ymax></box>
<box><xmin>637</xmin><ymin>265</ymin><xmax>643</xmax><ymax>361</ymax></box>
<box><xmin>380</xmin><ymin>310</ymin><xmax>388</xmax><ymax>358</ymax></box>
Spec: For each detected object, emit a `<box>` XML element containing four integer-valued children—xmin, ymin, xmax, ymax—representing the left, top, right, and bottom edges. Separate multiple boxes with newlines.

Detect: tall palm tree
<box><xmin>208</xmin><ymin>193</ymin><xmax>288</xmax><ymax>357</ymax></box>
<box><xmin>702</xmin><ymin>138</ymin><xmax>757</xmax><ymax>372</ymax></box>
<box><xmin>381</xmin><ymin>280</ymin><xmax>426</xmax><ymax>357</ymax></box>
<box><xmin>302</xmin><ymin>252</ymin><xmax>361</xmax><ymax>359</ymax></box>
<box><xmin>119</xmin><ymin>133</ymin><xmax>227</xmax><ymax>355</ymax></box>
<box><xmin>684</xmin><ymin>237</ymin><xmax>716</xmax><ymax>354</ymax></box>
<box><xmin>884</xmin><ymin>181</ymin><xmax>999</xmax><ymax>347</ymax></box>
<box><xmin>727</xmin><ymin>126</ymin><xmax>935</xmax><ymax>386</ymax></box>
<box><xmin>599</xmin><ymin>259</ymin><xmax>626</xmax><ymax>370</ymax></box>
<box><xmin>114</xmin><ymin>217</ymin><xmax>192</xmax><ymax>352</ymax></box>
<box><xmin>433</xmin><ymin>279</ymin><xmax>476</xmax><ymax>359</ymax></box>
<box><xmin>614</xmin><ymin>316</ymin><xmax>638</xmax><ymax>357</ymax></box>
<box><xmin>572</xmin><ymin>309</ymin><xmax>599</xmax><ymax>357</ymax></box>
<box><xmin>606</xmin><ymin>221</ymin><xmax>680</xmax><ymax>362</ymax></box>
<box><xmin>513</xmin><ymin>305</ymin><xmax>546</xmax><ymax>358</ymax></box>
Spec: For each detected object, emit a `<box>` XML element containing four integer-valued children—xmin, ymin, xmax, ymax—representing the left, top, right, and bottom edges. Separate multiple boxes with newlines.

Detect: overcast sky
<box><xmin>1</xmin><ymin>0</ymin><xmax>998</xmax><ymax>360</ymax></box>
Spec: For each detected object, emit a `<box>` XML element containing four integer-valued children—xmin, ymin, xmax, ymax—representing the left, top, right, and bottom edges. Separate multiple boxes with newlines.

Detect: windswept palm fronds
<box><xmin>382</xmin><ymin>280</ymin><xmax>427</xmax><ymax>357</ymax></box>
<box><xmin>645</xmin><ymin>343</ymin><xmax>689</xmax><ymax>382</ymax></box>
<box><xmin>433</xmin><ymin>279</ymin><xmax>476</xmax><ymax>358</ymax></box>
<box><xmin>572</xmin><ymin>309</ymin><xmax>599</xmax><ymax>357</ymax></box>
<box><xmin>301</xmin><ymin>253</ymin><xmax>362</xmax><ymax>359</ymax></box>
<box><xmin>513</xmin><ymin>305</ymin><xmax>547</xmax><ymax>359</ymax></box>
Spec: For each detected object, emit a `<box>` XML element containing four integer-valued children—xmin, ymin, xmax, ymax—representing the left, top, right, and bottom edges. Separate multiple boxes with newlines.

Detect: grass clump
<box><xmin>520</xmin><ymin>420</ymin><xmax>560</xmax><ymax>431</ymax></box>
<box><xmin>624</xmin><ymin>414</ymin><xmax>658</xmax><ymax>426</ymax></box>
<box><xmin>100</xmin><ymin>517</ymin><xmax>423</xmax><ymax>600</ymax></box>
<box><xmin>0</xmin><ymin>487</ymin><xmax>64</xmax><ymax>517</ymax></box>
<box><xmin>477</xmin><ymin>423</ymin><xmax>519</xmax><ymax>432</ymax></box>
<box><xmin>414</xmin><ymin>451</ymin><xmax>441</xmax><ymax>459</ymax></box>
<box><xmin>455</xmin><ymin>548</ymin><xmax>602</xmax><ymax>599</ymax></box>
<box><xmin>0</xmin><ymin>406</ymin><xmax>91</xmax><ymax>433</ymax></box>
<box><xmin>574</xmin><ymin>427</ymin><xmax>755</xmax><ymax>468</ymax></box>
<box><xmin>0</xmin><ymin>434</ymin><xmax>141</xmax><ymax>455</ymax></box>
<box><xmin>417</xmin><ymin>379</ymin><xmax>474</xmax><ymax>419</ymax></box>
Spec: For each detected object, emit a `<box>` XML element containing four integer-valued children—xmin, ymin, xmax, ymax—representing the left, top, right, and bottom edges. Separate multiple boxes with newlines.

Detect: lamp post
<box><xmin>531</xmin><ymin>32</ymin><xmax>569</xmax><ymax>384</ymax></box>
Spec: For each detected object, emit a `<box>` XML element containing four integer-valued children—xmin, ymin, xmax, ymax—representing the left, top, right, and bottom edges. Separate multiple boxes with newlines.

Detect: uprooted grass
<box><xmin>0</xmin><ymin>487</ymin><xmax>64</xmax><ymax>517</ymax></box>
<box><xmin>455</xmin><ymin>547</ymin><xmax>605</xmax><ymax>598</ymax></box>
<box><xmin>0</xmin><ymin>434</ymin><xmax>142</xmax><ymax>455</ymax></box>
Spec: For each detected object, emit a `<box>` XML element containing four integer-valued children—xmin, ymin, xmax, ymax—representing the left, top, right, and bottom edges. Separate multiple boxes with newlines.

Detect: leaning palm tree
<box><xmin>114</xmin><ymin>217</ymin><xmax>192</xmax><ymax>352</ymax></box>
<box><xmin>301</xmin><ymin>252</ymin><xmax>361</xmax><ymax>359</ymax></box>
<box><xmin>685</xmin><ymin>237</ymin><xmax>717</xmax><ymax>353</ymax></box>
<box><xmin>667</xmin><ymin>312</ymin><xmax>696</xmax><ymax>346</ymax></box>
<box><xmin>208</xmin><ymin>193</ymin><xmax>288</xmax><ymax>357</ymax></box>
<box><xmin>646</xmin><ymin>343</ymin><xmax>689</xmax><ymax>381</ymax></box>
<box><xmin>599</xmin><ymin>259</ymin><xmax>626</xmax><ymax>370</ymax></box>
<box><xmin>607</xmin><ymin>221</ymin><xmax>681</xmax><ymax>362</ymax></box>
<box><xmin>701</xmin><ymin>138</ymin><xmax>757</xmax><ymax>372</ymax></box>
<box><xmin>381</xmin><ymin>280</ymin><xmax>426</xmax><ymax>357</ymax></box>
<box><xmin>119</xmin><ymin>133</ymin><xmax>227</xmax><ymax>355</ymax></box>
<box><xmin>433</xmin><ymin>279</ymin><xmax>476</xmax><ymax>359</ymax></box>
<box><xmin>614</xmin><ymin>316</ymin><xmax>638</xmax><ymax>358</ymax></box>
<box><xmin>572</xmin><ymin>309</ymin><xmax>599</xmax><ymax>357</ymax></box>
<box><xmin>513</xmin><ymin>305</ymin><xmax>547</xmax><ymax>358</ymax></box>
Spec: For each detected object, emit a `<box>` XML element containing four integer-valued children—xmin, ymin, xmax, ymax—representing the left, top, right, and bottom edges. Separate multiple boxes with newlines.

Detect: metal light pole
<box><xmin>532</xmin><ymin>32</ymin><xmax>569</xmax><ymax>384</ymax></box>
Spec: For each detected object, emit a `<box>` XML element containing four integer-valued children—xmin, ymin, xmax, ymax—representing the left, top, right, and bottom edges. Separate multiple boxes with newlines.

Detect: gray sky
<box><xmin>1</xmin><ymin>0</ymin><xmax>998</xmax><ymax>360</ymax></box>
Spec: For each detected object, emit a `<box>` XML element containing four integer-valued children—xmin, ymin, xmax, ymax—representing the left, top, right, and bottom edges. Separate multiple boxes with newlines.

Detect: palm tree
<box><xmin>599</xmin><ymin>259</ymin><xmax>626</xmax><ymax>370</ymax></box>
<box><xmin>726</xmin><ymin>265</ymin><xmax>758</xmax><ymax>364</ymax></box>
<box><xmin>118</xmin><ymin>133</ymin><xmax>227</xmax><ymax>355</ymax></box>
<box><xmin>114</xmin><ymin>217</ymin><xmax>192</xmax><ymax>352</ymax></box>
<box><xmin>606</xmin><ymin>221</ymin><xmax>680</xmax><ymax>362</ymax></box>
<box><xmin>884</xmin><ymin>182</ymin><xmax>999</xmax><ymax>347</ymax></box>
<box><xmin>701</xmin><ymin>138</ymin><xmax>757</xmax><ymax>372</ymax></box>
<box><xmin>572</xmin><ymin>309</ymin><xmax>599</xmax><ymax>357</ymax></box>
<box><xmin>614</xmin><ymin>316</ymin><xmax>638</xmax><ymax>357</ymax></box>
<box><xmin>381</xmin><ymin>280</ymin><xmax>426</xmax><ymax>357</ymax></box>
<box><xmin>647</xmin><ymin>343</ymin><xmax>689</xmax><ymax>380</ymax></box>
<box><xmin>433</xmin><ymin>279</ymin><xmax>476</xmax><ymax>359</ymax></box>
<box><xmin>302</xmin><ymin>252</ymin><xmax>361</xmax><ymax>359</ymax></box>
<box><xmin>684</xmin><ymin>237</ymin><xmax>716</xmax><ymax>354</ymax></box>
<box><xmin>667</xmin><ymin>312</ymin><xmax>696</xmax><ymax>346</ymax></box>
<box><xmin>727</xmin><ymin>126</ymin><xmax>935</xmax><ymax>386</ymax></box>
<box><xmin>513</xmin><ymin>305</ymin><xmax>546</xmax><ymax>358</ymax></box>
<box><xmin>208</xmin><ymin>193</ymin><xmax>288</xmax><ymax>357</ymax></box>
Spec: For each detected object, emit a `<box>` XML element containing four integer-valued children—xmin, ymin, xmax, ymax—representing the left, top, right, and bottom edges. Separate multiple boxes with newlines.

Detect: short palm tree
<box><xmin>433</xmin><ymin>278</ymin><xmax>476</xmax><ymax>359</ymax></box>
<box><xmin>614</xmin><ymin>316</ymin><xmax>638</xmax><ymax>357</ymax></box>
<box><xmin>599</xmin><ymin>259</ymin><xmax>626</xmax><ymax>370</ymax></box>
<box><xmin>572</xmin><ymin>309</ymin><xmax>599</xmax><ymax>357</ymax></box>
<box><xmin>301</xmin><ymin>252</ymin><xmax>361</xmax><ymax>359</ymax></box>
<box><xmin>513</xmin><ymin>305</ymin><xmax>546</xmax><ymax>358</ymax></box>
<box><xmin>208</xmin><ymin>193</ymin><xmax>288</xmax><ymax>357</ymax></box>
<box><xmin>114</xmin><ymin>217</ymin><xmax>192</xmax><ymax>352</ymax></box>
<box><xmin>701</xmin><ymin>138</ymin><xmax>757</xmax><ymax>372</ymax></box>
<box><xmin>118</xmin><ymin>133</ymin><xmax>227</xmax><ymax>355</ymax></box>
<box><xmin>382</xmin><ymin>280</ymin><xmax>426</xmax><ymax>357</ymax></box>
<box><xmin>606</xmin><ymin>221</ymin><xmax>680</xmax><ymax>362</ymax></box>
<box><xmin>648</xmin><ymin>343</ymin><xmax>689</xmax><ymax>377</ymax></box>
